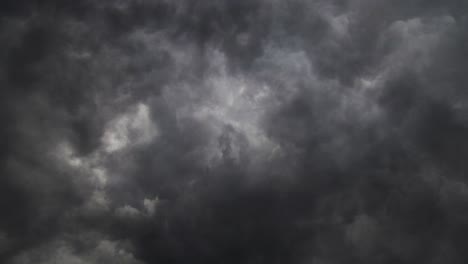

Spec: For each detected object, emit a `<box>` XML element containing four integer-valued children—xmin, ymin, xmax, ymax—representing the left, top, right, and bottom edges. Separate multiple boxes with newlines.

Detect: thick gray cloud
<box><xmin>1</xmin><ymin>0</ymin><xmax>468</xmax><ymax>263</ymax></box>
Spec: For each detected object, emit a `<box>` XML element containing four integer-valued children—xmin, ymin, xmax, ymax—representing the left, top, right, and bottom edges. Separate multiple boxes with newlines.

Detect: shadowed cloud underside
<box><xmin>1</xmin><ymin>1</ymin><xmax>468</xmax><ymax>263</ymax></box>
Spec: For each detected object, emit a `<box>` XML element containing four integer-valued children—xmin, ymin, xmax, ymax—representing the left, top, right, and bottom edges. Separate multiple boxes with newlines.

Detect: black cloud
<box><xmin>1</xmin><ymin>1</ymin><xmax>468</xmax><ymax>263</ymax></box>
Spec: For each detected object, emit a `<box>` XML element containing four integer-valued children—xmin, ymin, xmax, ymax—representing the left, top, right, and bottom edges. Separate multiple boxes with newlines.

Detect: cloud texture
<box><xmin>1</xmin><ymin>0</ymin><xmax>468</xmax><ymax>263</ymax></box>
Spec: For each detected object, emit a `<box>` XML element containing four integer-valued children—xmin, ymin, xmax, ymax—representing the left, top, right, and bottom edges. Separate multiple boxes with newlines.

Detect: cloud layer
<box><xmin>1</xmin><ymin>0</ymin><xmax>468</xmax><ymax>263</ymax></box>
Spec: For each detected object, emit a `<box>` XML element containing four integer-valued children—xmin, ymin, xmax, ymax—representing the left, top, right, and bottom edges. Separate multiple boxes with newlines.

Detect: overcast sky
<box><xmin>1</xmin><ymin>0</ymin><xmax>468</xmax><ymax>263</ymax></box>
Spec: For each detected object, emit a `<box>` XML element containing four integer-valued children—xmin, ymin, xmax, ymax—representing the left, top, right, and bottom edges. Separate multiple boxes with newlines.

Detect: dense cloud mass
<box><xmin>1</xmin><ymin>0</ymin><xmax>468</xmax><ymax>263</ymax></box>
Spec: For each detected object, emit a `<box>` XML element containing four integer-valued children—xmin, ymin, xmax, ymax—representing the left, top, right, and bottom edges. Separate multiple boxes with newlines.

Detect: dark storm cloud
<box><xmin>1</xmin><ymin>0</ymin><xmax>468</xmax><ymax>263</ymax></box>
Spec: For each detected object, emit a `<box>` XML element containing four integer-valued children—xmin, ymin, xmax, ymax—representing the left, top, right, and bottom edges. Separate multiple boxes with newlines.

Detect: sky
<box><xmin>1</xmin><ymin>0</ymin><xmax>468</xmax><ymax>263</ymax></box>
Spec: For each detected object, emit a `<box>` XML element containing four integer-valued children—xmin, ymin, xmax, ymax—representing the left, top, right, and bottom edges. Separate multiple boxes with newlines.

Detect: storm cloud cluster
<box><xmin>1</xmin><ymin>0</ymin><xmax>468</xmax><ymax>263</ymax></box>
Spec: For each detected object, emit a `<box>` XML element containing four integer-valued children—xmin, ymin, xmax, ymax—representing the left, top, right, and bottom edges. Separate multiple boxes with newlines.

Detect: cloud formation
<box><xmin>1</xmin><ymin>0</ymin><xmax>468</xmax><ymax>263</ymax></box>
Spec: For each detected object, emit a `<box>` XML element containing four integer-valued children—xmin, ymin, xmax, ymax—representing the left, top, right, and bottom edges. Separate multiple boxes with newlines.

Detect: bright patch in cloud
<box><xmin>102</xmin><ymin>103</ymin><xmax>158</xmax><ymax>153</ymax></box>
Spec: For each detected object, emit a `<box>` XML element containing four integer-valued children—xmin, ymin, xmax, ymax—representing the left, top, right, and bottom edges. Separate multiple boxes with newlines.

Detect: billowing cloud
<box><xmin>1</xmin><ymin>0</ymin><xmax>468</xmax><ymax>263</ymax></box>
